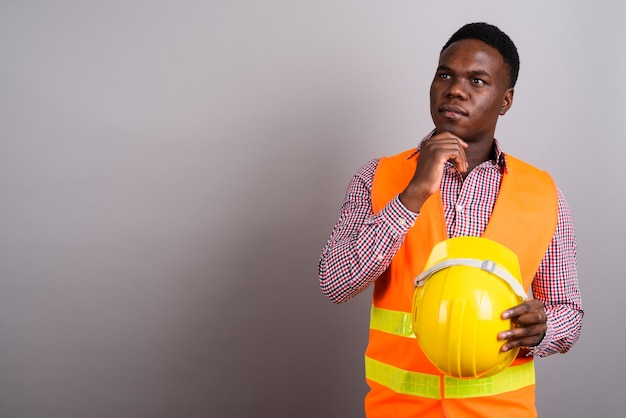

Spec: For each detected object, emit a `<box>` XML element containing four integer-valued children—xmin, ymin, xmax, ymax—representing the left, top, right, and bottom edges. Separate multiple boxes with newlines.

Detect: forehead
<box><xmin>439</xmin><ymin>39</ymin><xmax>506</xmax><ymax>78</ymax></box>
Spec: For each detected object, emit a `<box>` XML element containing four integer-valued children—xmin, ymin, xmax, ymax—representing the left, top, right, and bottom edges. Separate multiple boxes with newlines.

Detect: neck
<box><xmin>464</xmin><ymin>139</ymin><xmax>495</xmax><ymax>176</ymax></box>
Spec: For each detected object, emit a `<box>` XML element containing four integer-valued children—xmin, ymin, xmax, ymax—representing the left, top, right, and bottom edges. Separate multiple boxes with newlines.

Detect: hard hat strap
<box><xmin>414</xmin><ymin>258</ymin><xmax>528</xmax><ymax>300</ymax></box>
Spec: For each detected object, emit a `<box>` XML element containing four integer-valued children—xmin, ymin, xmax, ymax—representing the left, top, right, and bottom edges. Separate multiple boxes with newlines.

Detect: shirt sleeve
<box><xmin>530</xmin><ymin>188</ymin><xmax>584</xmax><ymax>357</ymax></box>
<box><xmin>318</xmin><ymin>159</ymin><xmax>419</xmax><ymax>303</ymax></box>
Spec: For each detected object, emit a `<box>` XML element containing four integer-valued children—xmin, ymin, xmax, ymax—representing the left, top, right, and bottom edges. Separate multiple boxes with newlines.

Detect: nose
<box><xmin>446</xmin><ymin>79</ymin><xmax>468</xmax><ymax>100</ymax></box>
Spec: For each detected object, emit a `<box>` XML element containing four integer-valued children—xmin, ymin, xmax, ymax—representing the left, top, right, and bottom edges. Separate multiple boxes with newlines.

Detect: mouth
<box><xmin>439</xmin><ymin>105</ymin><xmax>468</xmax><ymax>120</ymax></box>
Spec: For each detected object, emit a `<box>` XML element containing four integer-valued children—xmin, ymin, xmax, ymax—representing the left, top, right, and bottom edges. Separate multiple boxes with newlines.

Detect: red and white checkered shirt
<box><xmin>318</xmin><ymin>137</ymin><xmax>583</xmax><ymax>357</ymax></box>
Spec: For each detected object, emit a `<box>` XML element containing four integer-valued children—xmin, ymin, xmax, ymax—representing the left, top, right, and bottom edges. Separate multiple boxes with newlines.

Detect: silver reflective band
<box><xmin>413</xmin><ymin>257</ymin><xmax>528</xmax><ymax>300</ymax></box>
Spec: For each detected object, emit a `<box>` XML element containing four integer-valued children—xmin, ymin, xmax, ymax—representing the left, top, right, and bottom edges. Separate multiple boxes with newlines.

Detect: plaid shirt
<box><xmin>318</xmin><ymin>138</ymin><xmax>583</xmax><ymax>357</ymax></box>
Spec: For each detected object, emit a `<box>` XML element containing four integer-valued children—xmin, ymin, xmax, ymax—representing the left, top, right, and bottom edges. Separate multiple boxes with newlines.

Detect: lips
<box><xmin>439</xmin><ymin>104</ymin><xmax>468</xmax><ymax>119</ymax></box>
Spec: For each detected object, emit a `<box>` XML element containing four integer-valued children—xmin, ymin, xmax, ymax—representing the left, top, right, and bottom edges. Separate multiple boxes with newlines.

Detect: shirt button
<box><xmin>455</xmin><ymin>204</ymin><xmax>464</xmax><ymax>213</ymax></box>
<box><xmin>376</xmin><ymin>254</ymin><xmax>384</xmax><ymax>261</ymax></box>
<box><xmin>398</xmin><ymin>218</ymin><xmax>406</xmax><ymax>226</ymax></box>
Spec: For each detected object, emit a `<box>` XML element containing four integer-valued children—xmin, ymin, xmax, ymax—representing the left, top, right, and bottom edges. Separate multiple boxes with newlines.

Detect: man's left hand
<box><xmin>498</xmin><ymin>299</ymin><xmax>547</xmax><ymax>352</ymax></box>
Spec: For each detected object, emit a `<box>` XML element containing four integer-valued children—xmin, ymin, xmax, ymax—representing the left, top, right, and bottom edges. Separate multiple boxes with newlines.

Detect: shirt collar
<box><xmin>408</xmin><ymin>130</ymin><xmax>509</xmax><ymax>172</ymax></box>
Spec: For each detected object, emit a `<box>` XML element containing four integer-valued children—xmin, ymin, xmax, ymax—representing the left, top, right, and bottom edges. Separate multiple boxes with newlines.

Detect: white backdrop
<box><xmin>0</xmin><ymin>1</ymin><xmax>624</xmax><ymax>417</ymax></box>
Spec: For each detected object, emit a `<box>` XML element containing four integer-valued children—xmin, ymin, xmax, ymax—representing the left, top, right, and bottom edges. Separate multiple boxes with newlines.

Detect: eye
<box><xmin>439</xmin><ymin>73</ymin><xmax>451</xmax><ymax>80</ymax></box>
<box><xmin>471</xmin><ymin>78</ymin><xmax>486</xmax><ymax>85</ymax></box>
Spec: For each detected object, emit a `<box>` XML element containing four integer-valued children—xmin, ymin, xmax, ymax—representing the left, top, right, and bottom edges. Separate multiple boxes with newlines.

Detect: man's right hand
<box><xmin>398</xmin><ymin>132</ymin><xmax>468</xmax><ymax>213</ymax></box>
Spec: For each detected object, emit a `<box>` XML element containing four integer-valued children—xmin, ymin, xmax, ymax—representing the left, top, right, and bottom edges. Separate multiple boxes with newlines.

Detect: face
<box><xmin>430</xmin><ymin>39</ymin><xmax>514</xmax><ymax>144</ymax></box>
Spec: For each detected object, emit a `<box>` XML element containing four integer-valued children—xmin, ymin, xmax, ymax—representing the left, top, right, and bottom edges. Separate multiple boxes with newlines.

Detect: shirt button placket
<box><xmin>452</xmin><ymin>203</ymin><xmax>465</xmax><ymax>236</ymax></box>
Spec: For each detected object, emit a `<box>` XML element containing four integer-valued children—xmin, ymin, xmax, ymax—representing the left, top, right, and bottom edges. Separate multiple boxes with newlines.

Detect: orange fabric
<box><xmin>365</xmin><ymin>149</ymin><xmax>558</xmax><ymax>417</ymax></box>
<box><xmin>443</xmin><ymin>385</ymin><xmax>537</xmax><ymax>418</ymax></box>
<box><xmin>364</xmin><ymin>382</ymin><xmax>536</xmax><ymax>418</ymax></box>
<box><xmin>365</xmin><ymin>380</ymin><xmax>445</xmax><ymax>418</ymax></box>
<box><xmin>367</xmin><ymin>329</ymin><xmax>441</xmax><ymax>375</ymax></box>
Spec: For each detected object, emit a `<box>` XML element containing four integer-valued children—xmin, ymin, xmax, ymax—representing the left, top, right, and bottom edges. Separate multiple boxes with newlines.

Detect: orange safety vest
<box><xmin>366</xmin><ymin>149</ymin><xmax>558</xmax><ymax>418</ymax></box>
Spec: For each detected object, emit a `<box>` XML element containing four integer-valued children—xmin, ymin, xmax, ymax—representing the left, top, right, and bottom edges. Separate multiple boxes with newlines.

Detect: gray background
<box><xmin>0</xmin><ymin>1</ymin><xmax>623</xmax><ymax>417</ymax></box>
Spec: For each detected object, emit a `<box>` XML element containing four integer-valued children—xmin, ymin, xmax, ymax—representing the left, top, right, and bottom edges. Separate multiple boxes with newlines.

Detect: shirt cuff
<box><xmin>526</xmin><ymin>316</ymin><xmax>555</xmax><ymax>358</ymax></box>
<box><xmin>379</xmin><ymin>195</ymin><xmax>418</xmax><ymax>235</ymax></box>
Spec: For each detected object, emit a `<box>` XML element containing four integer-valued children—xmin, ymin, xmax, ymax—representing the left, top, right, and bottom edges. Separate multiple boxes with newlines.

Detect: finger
<box><xmin>498</xmin><ymin>323</ymin><xmax>545</xmax><ymax>341</ymax></box>
<box><xmin>501</xmin><ymin>339</ymin><xmax>536</xmax><ymax>352</ymax></box>
<box><xmin>501</xmin><ymin>303</ymin><xmax>530</xmax><ymax>320</ymax></box>
<box><xmin>418</xmin><ymin>146</ymin><xmax>468</xmax><ymax>175</ymax></box>
<box><xmin>498</xmin><ymin>326</ymin><xmax>546</xmax><ymax>351</ymax></box>
<box><xmin>515</xmin><ymin>310</ymin><xmax>547</xmax><ymax>326</ymax></box>
<box><xmin>502</xmin><ymin>299</ymin><xmax>544</xmax><ymax>320</ymax></box>
<box><xmin>448</xmin><ymin>152</ymin><xmax>468</xmax><ymax>173</ymax></box>
<box><xmin>500</xmin><ymin>334</ymin><xmax>544</xmax><ymax>352</ymax></box>
<box><xmin>422</xmin><ymin>137</ymin><xmax>468</xmax><ymax>172</ymax></box>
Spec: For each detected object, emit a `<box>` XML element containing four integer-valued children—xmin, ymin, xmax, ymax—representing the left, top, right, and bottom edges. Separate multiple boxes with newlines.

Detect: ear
<box><xmin>499</xmin><ymin>88</ymin><xmax>514</xmax><ymax>115</ymax></box>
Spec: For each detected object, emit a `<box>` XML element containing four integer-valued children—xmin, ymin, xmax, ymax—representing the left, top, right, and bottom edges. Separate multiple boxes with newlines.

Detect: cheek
<box><xmin>476</xmin><ymin>98</ymin><xmax>501</xmax><ymax>117</ymax></box>
<box><xmin>429</xmin><ymin>85</ymin><xmax>436</xmax><ymax>102</ymax></box>
<box><xmin>429</xmin><ymin>88</ymin><xmax>438</xmax><ymax>113</ymax></box>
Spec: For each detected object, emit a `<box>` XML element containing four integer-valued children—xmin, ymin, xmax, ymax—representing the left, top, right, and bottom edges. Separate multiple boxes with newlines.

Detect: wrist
<box><xmin>399</xmin><ymin>186</ymin><xmax>430</xmax><ymax>213</ymax></box>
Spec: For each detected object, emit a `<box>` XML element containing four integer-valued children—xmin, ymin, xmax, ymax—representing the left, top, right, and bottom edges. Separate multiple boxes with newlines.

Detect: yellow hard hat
<box><xmin>411</xmin><ymin>236</ymin><xmax>527</xmax><ymax>379</ymax></box>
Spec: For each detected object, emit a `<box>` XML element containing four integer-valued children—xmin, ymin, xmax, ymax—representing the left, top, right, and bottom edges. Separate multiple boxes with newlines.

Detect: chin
<box><xmin>434</xmin><ymin>121</ymin><xmax>464</xmax><ymax>137</ymax></box>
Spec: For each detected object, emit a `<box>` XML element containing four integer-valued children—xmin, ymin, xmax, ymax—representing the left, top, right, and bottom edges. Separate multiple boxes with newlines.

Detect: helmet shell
<box><xmin>411</xmin><ymin>236</ymin><xmax>526</xmax><ymax>378</ymax></box>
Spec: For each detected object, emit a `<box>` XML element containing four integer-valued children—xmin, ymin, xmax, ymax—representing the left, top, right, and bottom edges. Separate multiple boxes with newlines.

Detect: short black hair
<box><xmin>441</xmin><ymin>22</ymin><xmax>520</xmax><ymax>88</ymax></box>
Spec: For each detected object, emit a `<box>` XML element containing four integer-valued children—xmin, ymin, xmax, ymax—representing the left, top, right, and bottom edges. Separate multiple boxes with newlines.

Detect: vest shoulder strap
<box><xmin>371</xmin><ymin>149</ymin><xmax>417</xmax><ymax>214</ymax></box>
<box><xmin>484</xmin><ymin>154</ymin><xmax>558</xmax><ymax>286</ymax></box>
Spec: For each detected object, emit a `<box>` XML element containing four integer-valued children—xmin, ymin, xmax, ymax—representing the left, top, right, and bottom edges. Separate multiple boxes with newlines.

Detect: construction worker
<box><xmin>318</xmin><ymin>22</ymin><xmax>583</xmax><ymax>417</ymax></box>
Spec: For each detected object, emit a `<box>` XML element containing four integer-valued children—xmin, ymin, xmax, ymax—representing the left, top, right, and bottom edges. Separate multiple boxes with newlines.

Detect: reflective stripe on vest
<box><xmin>365</xmin><ymin>356</ymin><xmax>440</xmax><ymax>399</ymax></box>
<box><xmin>367</xmin><ymin>306</ymin><xmax>535</xmax><ymax>398</ymax></box>
<box><xmin>369</xmin><ymin>305</ymin><xmax>415</xmax><ymax>338</ymax></box>
<box><xmin>365</xmin><ymin>356</ymin><xmax>535</xmax><ymax>399</ymax></box>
